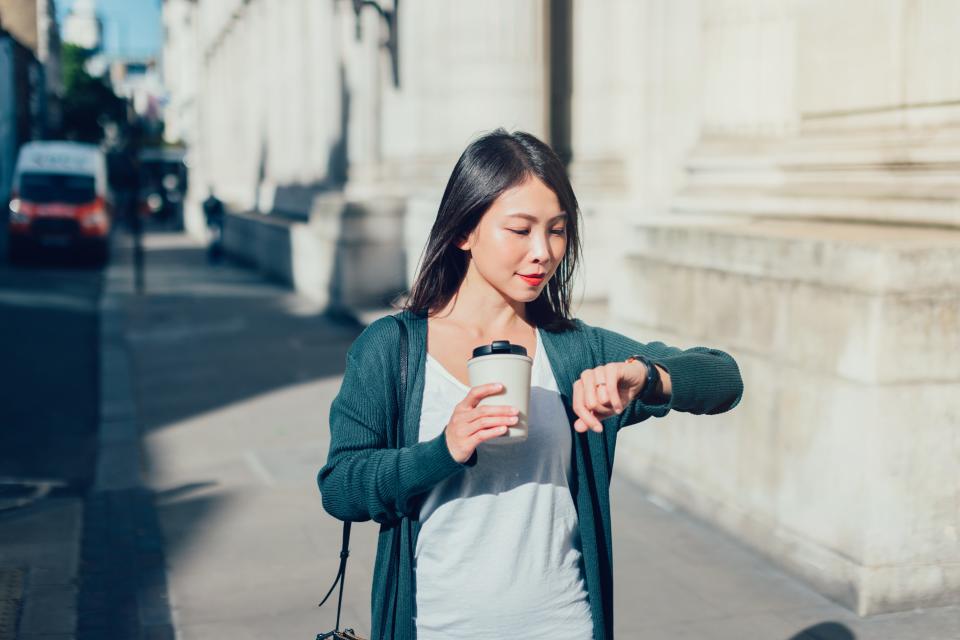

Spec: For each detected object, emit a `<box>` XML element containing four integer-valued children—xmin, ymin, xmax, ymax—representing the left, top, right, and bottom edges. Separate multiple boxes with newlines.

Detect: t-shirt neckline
<box><xmin>426</xmin><ymin>329</ymin><xmax>540</xmax><ymax>391</ymax></box>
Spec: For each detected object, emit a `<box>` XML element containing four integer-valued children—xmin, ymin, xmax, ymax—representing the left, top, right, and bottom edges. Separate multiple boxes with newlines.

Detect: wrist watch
<box><xmin>625</xmin><ymin>354</ymin><xmax>662</xmax><ymax>403</ymax></box>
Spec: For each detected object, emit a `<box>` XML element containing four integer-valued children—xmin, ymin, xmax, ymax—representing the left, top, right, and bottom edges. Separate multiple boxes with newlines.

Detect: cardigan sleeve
<box><xmin>584</xmin><ymin>324</ymin><xmax>743</xmax><ymax>430</ymax></box>
<box><xmin>317</xmin><ymin>321</ymin><xmax>468</xmax><ymax>524</ymax></box>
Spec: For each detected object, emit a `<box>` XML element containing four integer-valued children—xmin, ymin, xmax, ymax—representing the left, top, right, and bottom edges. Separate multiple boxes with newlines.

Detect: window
<box><xmin>20</xmin><ymin>173</ymin><xmax>96</xmax><ymax>204</ymax></box>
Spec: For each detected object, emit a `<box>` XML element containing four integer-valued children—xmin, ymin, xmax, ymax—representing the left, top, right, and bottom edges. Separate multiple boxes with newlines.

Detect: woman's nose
<box><xmin>529</xmin><ymin>234</ymin><xmax>552</xmax><ymax>262</ymax></box>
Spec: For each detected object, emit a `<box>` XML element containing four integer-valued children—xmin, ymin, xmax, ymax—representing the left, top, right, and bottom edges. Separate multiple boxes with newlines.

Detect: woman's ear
<box><xmin>457</xmin><ymin>230</ymin><xmax>474</xmax><ymax>251</ymax></box>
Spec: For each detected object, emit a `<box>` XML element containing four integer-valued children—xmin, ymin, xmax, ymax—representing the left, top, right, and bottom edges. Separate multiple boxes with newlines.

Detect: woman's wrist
<box><xmin>623</xmin><ymin>359</ymin><xmax>649</xmax><ymax>400</ymax></box>
<box><xmin>625</xmin><ymin>355</ymin><xmax>670</xmax><ymax>403</ymax></box>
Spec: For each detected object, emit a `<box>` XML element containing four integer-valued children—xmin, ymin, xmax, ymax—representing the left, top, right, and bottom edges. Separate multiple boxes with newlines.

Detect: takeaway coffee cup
<box><xmin>467</xmin><ymin>340</ymin><xmax>532</xmax><ymax>443</ymax></box>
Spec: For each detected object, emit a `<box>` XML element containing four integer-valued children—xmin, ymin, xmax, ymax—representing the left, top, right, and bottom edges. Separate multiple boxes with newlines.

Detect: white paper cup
<box><xmin>467</xmin><ymin>341</ymin><xmax>532</xmax><ymax>443</ymax></box>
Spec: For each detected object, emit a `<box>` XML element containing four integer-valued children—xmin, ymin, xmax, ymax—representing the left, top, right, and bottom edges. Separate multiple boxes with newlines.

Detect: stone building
<box><xmin>160</xmin><ymin>0</ymin><xmax>197</xmax><ymax>154</ymax></box>
<box><xmin>0</xmin><ymin>0</ymin><xmax>61</xmax><ymax>209</ymax></box>
<box><xmin>163</xmin><ymin>0</ymin><xmax>960</xmax><ymax>617</ymax></box>
<box><xmin>62</xmin><ymin>0</ymin><xmax>103</xmax><ymax>52</ymax></box>
<box><xmin>0</xmin><ymin>0</ymin><xmax>61</xmax><ymax>138</ymax></box>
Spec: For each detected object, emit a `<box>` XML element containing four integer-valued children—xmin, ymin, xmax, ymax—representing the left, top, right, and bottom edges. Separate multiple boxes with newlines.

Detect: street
<box><xmin>0</xmin><ymin>253</ymin><xmax>102</xmax><ymax>490</ymax></box>
<box><xmin>0</xmin><ymin>249</ymin><xmax>102</xmax><ymax>640</ymax></box>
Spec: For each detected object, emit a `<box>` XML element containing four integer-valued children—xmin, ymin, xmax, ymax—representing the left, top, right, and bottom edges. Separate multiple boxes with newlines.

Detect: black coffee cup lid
<box><xmin>472</xmin><ymin>340</ymin><xmax>528</xmax><ymax>358</ymax></box>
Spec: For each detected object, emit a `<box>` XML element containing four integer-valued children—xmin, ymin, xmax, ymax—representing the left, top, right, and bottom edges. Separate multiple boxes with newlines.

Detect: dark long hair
<box><xmin>403</xmin><ymin>129</ymin><xmax>581</xmax><ymax>332</ymax></box>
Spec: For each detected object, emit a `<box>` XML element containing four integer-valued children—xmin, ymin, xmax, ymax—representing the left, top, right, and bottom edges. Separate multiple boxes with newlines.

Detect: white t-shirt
<box><xmin>414</xmin><ymin>330</ymin><xmax>594</xmax><ymax>639</ymax></box>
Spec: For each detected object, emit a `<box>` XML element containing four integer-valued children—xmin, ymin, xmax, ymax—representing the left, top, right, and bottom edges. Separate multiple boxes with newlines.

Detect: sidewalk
<box><xmin>0</xmin><ymin>500</ymin><xmax>81</xmax><ymax>639</ymax></box>
<box><xmin>104</xmin><ymin>230</ymin><xmax>958</xmax><ymax>639</ymax></box>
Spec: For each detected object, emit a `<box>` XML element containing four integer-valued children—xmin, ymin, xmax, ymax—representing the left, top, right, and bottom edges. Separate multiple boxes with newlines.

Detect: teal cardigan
<box><xmin>318</xmin><ymin>310</ymin><xmax>743</xmax><ymax>639</ymax></box>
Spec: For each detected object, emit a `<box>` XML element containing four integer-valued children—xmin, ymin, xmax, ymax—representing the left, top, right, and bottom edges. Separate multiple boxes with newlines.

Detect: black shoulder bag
<box><xmin>316</xmin><ymin>315</ymin><xmax>408</xmax><ymax>640</ymax></box>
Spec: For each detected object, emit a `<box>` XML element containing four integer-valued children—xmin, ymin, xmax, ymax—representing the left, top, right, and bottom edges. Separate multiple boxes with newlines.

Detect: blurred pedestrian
<box><xmin>108</xmin><ymin>136</ymin><xmax>145</xmax><ymax>291</ymax></box>
<box><xmin>317</xmin><ymin>129</ymin><xmax>744</xmax><ymax>639</ymax></box>
<box><xmin>202</xmin><ymin>188</ymin><xmax>225</xmax><ymax>263</ymax></box>
<box><xmin>107</xmin><ymin>142</ymin><xmax>140</xmax><ymax>234</ymax></box>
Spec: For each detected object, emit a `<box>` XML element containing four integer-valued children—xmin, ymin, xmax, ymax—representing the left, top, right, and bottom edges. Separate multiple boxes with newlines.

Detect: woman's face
<box><xmin>458</xmin><ymin>176</ymin><xmax>568</xmax><ymax>303</ymax></box>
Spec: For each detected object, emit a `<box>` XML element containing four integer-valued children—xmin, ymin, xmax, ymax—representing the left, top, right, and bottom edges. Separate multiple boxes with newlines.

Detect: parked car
<box><xmin>7</xmin><ymin>141</ymin><xmax>112</xmax><ymax>265</ymax></box>
<box><xmin>139</xmin><ymin>146</ymin><xmax>187</xmax><ymax>229</ymax></box>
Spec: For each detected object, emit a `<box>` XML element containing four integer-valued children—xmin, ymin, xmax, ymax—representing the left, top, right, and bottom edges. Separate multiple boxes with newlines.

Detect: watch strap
<box><xmin>626</xmin><ymin>354</ymin><xmax>661</xmax><ymax>403</ymax></box>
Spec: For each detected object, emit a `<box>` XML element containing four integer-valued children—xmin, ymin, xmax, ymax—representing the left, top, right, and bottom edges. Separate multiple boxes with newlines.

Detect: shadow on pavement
<box><xmin>788</xmin><ymin>621</ymin><xmax>856</xmax><ymax>639</ymax></box>
<box><xmin>0</xmin><ymin>257</ymin><xmax>102</xmax><ymax>491</ymax></box>
<box><xmin>116</xmin><ymin>244</ymin><xmax>364</xmax><ymax>435</ymax></box>
<box><xmin>88</xmin><ymin>233</ymin><xmax>358</xmax><ymax>634</ymax></box>
<box><xmin>89</xmin><ymin>237</ymin><xmax>369</xmax><ymax>636</ymax></box>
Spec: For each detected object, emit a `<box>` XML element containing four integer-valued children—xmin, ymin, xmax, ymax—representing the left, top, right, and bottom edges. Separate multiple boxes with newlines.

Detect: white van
<box><xmin>7</xmin><ymin>141</ymin><xmax>111</xmax><ymax>264</ymax></box>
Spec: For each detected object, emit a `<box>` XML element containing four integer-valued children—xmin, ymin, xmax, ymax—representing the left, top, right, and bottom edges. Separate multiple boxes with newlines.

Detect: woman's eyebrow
<box><xmin>506</xmin><ymin>212</ymin><xmax>567</xmax><ymax>222</ymax></box>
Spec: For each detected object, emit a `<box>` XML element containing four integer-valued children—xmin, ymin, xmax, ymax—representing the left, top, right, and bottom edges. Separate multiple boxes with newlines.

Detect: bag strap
<box><xmin>317</xmin><ymin>520</ymin><xmax>352</xmax><ymax>629</ymax></box>
<box><xmin>319</xmin><ymin>314</ymin><xmax>409</xmax><ymax>634</ymax></box>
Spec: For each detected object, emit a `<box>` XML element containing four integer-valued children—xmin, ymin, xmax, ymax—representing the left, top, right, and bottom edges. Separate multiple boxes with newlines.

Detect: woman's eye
<box><xmin>508</xmin><ymin>228</ymin><xmax>565</xmax><ymax>236</ymax></box>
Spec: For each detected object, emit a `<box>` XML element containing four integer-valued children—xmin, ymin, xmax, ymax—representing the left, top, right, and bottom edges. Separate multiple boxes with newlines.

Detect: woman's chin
<box><xmin>514</xmin><ymin>288</ymin><xmax>543</xmax><ymax>302</ymax></box>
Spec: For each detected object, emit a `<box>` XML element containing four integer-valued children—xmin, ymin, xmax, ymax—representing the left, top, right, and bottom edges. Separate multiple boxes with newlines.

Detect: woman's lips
<box><xmin>518</xmin><ymin>274</ymin><xmax>545</xmax><ymax>286</ymax></box>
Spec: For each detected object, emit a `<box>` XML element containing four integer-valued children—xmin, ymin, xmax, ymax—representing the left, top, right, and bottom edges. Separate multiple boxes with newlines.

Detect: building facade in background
<box><xmin>162</xmin><ymin>0</ymin><xmax>960</xmax><ymax>617</ymax></box>
<box><xmin>0</xmin><ymin>0</ymin><xmax>62</xmax><ymax>208</ymax></box>
<box><xmin>0</xmin><ymin>0</ymin><xmax>61</xmax><ymax>140</ymax></box>
<box><xmin>0</xmin><ymin>33</ymin><xmax>17</xmax><ymax>205</ymax></box>
<box><xmin>109</xmin><ymin>57</ymin><xmax>163</xmax><ymax>121</ymax></box>
<box><xmin>62</xmin><ymin>0</ymin><xmax>102</xmax><ymax>52</ymax></box>
<box><xmin>159</xmin><ymin>0</ymin><xmax>197</xmax><ymax>153</ymax></box>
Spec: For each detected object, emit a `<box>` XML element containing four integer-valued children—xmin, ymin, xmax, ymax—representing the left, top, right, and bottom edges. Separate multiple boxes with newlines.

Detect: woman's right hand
<box><xmin>444</xmin><ymin>383</ymin><xmax>519</xmax><ymax>463</ymax></box>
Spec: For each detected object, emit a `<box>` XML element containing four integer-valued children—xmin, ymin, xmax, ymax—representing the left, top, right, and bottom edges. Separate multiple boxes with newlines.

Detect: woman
<box><xmin>318</xmin><ymin>129</ymin><xmax>743</xmax><ymax>639</ymax></box>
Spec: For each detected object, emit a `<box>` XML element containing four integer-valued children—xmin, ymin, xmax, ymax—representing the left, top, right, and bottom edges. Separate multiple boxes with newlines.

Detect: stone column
<box><xmin>402</xmin><ymin>0</ymin><xmax>547</xmax><ymax>289</ymax></box>
<box><xmin>341</xmin><ymin>3</ymin><xmax>383</xmax><ymax>190</ymax></box>
<box><xmin>380</xmin><ymin>0</ymin><xmax>549</xmax><ymax>192</ymax></box>
<box><xmin>566</xmin><ymin>0</ymin><xmax>634</xmax><ymax>311</ymax></box>
<box><xmin>567</xmin><ymin>0</ymin><xmax>706</xmax><ymax>315</ymax></box>
<box><xmin>609</xmin><ymin>0</ymin><xmax>960</xmax><ymax>616</ymax></box>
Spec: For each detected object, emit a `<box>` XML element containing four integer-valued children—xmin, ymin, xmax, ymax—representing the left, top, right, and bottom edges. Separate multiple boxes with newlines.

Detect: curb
<box><xmin>94</xmin><ymin>262</ymin><xmax>141</xmax><ymax>493</ymax></box>
<box><xmin>73</xmin><ymin>233</ymin><xmax>177</xmax><ymax>639</ymax></box>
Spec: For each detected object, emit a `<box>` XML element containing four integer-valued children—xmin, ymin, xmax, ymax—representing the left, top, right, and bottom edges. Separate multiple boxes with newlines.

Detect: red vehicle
<box><xmin>7</xmin><ymin>141</ymin><xmax>112</xmax><ymax>265</ymax></box>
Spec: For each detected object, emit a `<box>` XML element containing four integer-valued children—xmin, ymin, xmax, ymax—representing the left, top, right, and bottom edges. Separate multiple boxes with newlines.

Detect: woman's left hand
<box><xmin>572</xmin><ymin>361</ymin><xmax>647</xmax><ymax>433</ymax></box>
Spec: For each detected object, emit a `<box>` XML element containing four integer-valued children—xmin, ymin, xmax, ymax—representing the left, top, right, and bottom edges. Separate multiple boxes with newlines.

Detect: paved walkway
<box><xmin>0</xmin><ymin>498</ymin><xmax>81</xmax><ymax>639</ymax></box>
<box><xmin>99</xmin><ymin>230</ymin><xmax>958</xmax><ymax>639</ymax></box>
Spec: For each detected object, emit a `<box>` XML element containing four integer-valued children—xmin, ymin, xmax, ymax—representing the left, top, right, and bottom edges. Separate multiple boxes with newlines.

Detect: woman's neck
<box><xmin>431</xmin><ymin>289</ymin><xmax>530</xmax><ymax>338</ymax></box>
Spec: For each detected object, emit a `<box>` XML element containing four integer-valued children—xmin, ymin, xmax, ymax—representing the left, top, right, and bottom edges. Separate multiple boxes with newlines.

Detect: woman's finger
<box><xmin>581</xmin><ymin>368</ymin><xmax>598</xmax><ymax>411</ymax></box>
<box><xmin>593</xmin><ymin>366</ymin><xmax>613</xmax><ymax>410</ymax></box>
<box><xmin>604</xmin><ymin>362</ymin><xmax>625</xmax><ymax>414</ymax></box>
<box><xmin>575</xmin><ymin>373</ymin><xmax>604</xmax><ymax>433</ymax></box>
<box><xmin>468</xmin><ymin>414</ymin><xmax>518</xmax><ymax>434</ymax></box>
<box><xmin>461</xmin><ymin>383</ymin><xmax>504</xmax><ymax>409</ymax></box>
<box><xmin>472</xmin><ymin>425</ymin><xmax>509</xmax><ymax>444</ymax></box>
<box><xmin>573</xmin><ymin>416</ymin><xmax>602</xmax><ymax>432</ymax></box>
<box><xmin>472</xmin><ymin>404</ymin><xmax>519</xmax><ymax>418</ymax></box>
<box><xmin>571</xmin><ymin>381</ymin><xmax>589</xmax><ymax>433</ymax></box>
